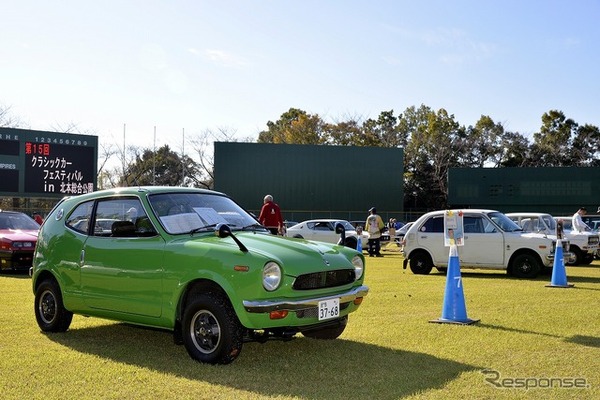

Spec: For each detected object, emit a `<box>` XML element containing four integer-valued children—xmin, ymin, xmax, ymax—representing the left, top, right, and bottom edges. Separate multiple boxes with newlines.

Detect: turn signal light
<box><xmin>353</xmin><ymin>297</ymin><xmax>364</xmax><ymax>306</ymax></box>
<box><xmin>269</xmin><ymin>310</ymin><xmax>288</xmax><ymax>320</ymax></box>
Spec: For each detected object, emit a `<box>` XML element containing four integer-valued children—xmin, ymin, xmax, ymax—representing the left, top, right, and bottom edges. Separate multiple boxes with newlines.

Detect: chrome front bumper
<box><xmin>242</xmin><ymin>285</ymin><xmax>369</xmax><ymax>313</ymax></box>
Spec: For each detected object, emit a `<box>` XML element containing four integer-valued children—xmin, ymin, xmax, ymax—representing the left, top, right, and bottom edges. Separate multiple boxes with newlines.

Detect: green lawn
<box><xmin>1</xmin><ymin>251</ymin><xmax>599</xmax><ymax>400</ymax></box>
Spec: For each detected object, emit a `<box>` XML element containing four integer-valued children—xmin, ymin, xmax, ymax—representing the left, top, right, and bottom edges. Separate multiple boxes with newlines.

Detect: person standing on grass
<box><xmin>365</xmin><ymin>207</ymin><xmax>385</xmax><ymax>257</ymax></box>
<box><xmin>258</xmin><ymin>194</ymin><xmax>284</xmax><ymax>235</ymax></box>
<box><xmin>572</xmin><ymin>207</ymin><xmax>590</xmax><ymax>233</ymax></box>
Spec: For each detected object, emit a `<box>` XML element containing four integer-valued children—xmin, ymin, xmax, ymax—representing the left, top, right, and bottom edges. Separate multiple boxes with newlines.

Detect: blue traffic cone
<box><xmin>356</xmin><ymin>236</ymin><xmax>362</xmax><ymax>252</ymax></box>
<box><xmin>546</xmin><ymin>240</ymin><xmax>574</xmax><ymax>288</ymax></box>
<box><xmin>430</xmin><ymin>245</ymin><xmax>479</xmax><ymax>325</ymax></box>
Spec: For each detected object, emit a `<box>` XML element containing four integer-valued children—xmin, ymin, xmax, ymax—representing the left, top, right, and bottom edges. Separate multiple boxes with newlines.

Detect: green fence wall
<box><xmin>214</xmin><ymin>142</ymin><xmax>404</xmax><ymax>223</ymax></box>
<box><xmin>448</xmin><ymin>167</ymin><xmax>600</xmax><ymax>215</ymax></box>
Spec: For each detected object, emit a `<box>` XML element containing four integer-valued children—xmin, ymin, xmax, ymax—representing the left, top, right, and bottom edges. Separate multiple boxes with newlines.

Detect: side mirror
<box><xmin>216</xmin><ymin>223</ymin><xmax>233</xmax><ymax>238</ymax></box>
<box><xmin>215</xmin><ymin>223</ymin><xmax>248</xmax><ymax>252</ymax></box>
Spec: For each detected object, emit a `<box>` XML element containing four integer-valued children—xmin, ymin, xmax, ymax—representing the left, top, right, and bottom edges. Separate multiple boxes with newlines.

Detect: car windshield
<box><xmin>148</xmin><ymin>192</ymin><xmax>262</xmax><ymax>235</ymax></box>
<box><xmin>0</xmin><ymin>212</ymin><xmax>40</xmax><ymax>230</ymax></box>
<box><xmin>487</xmin><ymin>212</ymin><xmax>522</xmax><ymax>232</ymax></box>
<box><xmin>543</xmin><ymin>216</ymin><xmax>556</xmax><ymax>230</ymax></box>
<box><xmin>338</xmin><ymin>220</ymin><xmax>355</xmax><ymax>231</ymax></box>
<box><xmin>398</xmin><ymin>223</ymin><xmax>412</xmax><ymax>234</ymax></box>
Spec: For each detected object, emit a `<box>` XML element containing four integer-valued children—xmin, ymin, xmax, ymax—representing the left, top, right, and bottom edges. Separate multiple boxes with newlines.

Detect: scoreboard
<box><xmin>0</xmin><ymin>127</ymin><xmax>97</xmax><ymax>198</ymax></box>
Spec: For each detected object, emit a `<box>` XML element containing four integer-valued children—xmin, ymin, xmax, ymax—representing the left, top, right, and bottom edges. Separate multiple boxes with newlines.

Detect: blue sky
<box><xmin>2</xmin><ymin>0</ymin><xmax>599</xmax><ymax>152</ymax></box>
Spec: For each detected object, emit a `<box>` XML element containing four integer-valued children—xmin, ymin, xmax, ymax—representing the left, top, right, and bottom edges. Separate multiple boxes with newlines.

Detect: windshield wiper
<box><xmin>189</xmin><ymin>224</ymin><xmax>218</xmax><ymax>235</ymax></box>
<box><xmin>241</xmin><ymin>223</ymin><xmax>267</xmax><ymax>231</ymax></box>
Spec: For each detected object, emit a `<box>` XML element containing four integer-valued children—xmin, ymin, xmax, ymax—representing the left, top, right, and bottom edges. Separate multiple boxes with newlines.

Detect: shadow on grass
<box><xmin>46</xmin><ymin>324</ymin><xmax>479</xmax><ymax>400</ymax></box>
<box><xmin>474</xmin><ymin>322</ymin><xmax>562</xmax><ymax>339</ymax></box>
<box><xmin>561</xmin><ymin>275</ymin><xmax>600</xmax><ymax>284</ymax></box>
<box><xmin>0</xmin><ymin>271</ymin><xmax>31</xmax><ymax>280</ymax></box>
<box><xmin>566</xmin><ymin>335</ymin><xmax>600</xmax><ymax>348</ymax></box>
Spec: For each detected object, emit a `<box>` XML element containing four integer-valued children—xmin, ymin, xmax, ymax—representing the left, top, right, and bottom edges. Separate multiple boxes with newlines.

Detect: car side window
<box><xmin>315</xmin><ymin>222</ymin><xmax>331</xmax><ymax>231</ymax></box>
<box><xmin>463</xmin><ymin>216</ymin><xmax>483</xmax><ymax>233</ymax></box>
<box><xmin>66</xmin><ymin>201</ymin><xmax>95</xmax><ymax>234</ymax></box>
<box><xmin>420</xmin><ymin>216</ymin><xmax>444</xmax><ymax>233</ymax></box>
<box><xmin>482</xmin><ymin>218</ymin><xmax>497</xmax><ymax>233</ymax></box>
<box><xmin>94</xmin><ymin>198</ymin><xmax>156</xmax><ymax>238</ymax></box>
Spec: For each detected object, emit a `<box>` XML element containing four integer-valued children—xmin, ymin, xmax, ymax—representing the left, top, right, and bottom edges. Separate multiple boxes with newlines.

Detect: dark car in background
<box><xmin>0</xmin><ymin>210</ymin><xmax>40</xmax><ymax>272</ymax></box>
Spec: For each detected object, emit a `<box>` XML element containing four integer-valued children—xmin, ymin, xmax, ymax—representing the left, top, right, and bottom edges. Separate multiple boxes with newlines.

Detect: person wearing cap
<box><xmin>365</xmin><ymin>207</ymin><xmax>385</xmax><ymax>257</ymax></box>
<box><xmin>572</xmin><ymin>207</ymin><xmax>590</xmax><ymax>233</ymax></box>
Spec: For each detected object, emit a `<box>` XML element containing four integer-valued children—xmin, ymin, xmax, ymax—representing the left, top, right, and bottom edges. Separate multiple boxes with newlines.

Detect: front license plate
<box><xmin>318</xmin><ymin>298</ymin><xmax>340</xmax><ymax>321</ymax></box>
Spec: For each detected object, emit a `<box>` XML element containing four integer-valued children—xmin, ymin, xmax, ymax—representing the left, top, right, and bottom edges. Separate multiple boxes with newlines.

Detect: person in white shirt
<box><xmin>572</xmin><ymin>207</ymin><xmax>590</xmax><ymax>233</ymax></box>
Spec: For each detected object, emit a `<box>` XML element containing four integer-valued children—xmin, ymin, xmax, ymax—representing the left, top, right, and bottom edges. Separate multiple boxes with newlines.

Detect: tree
<box><xmin>189</xmin><ymin>127</ymin><xmax>253</xmax><ymax>190</ymax></box>
<box><xmin>571</xmin><ymin>123</ymin><xmax>600</xmax><ymax>167</ymax></box>
<box><xmin>323</xmin><ymin>117</ymin><xmax>364</xmax><ymax>146</ymax></box>
<box><xmin>361</xmin><ymin>110</ymin><xmax>405</xmax><ymax>148</ymax></box>
<box><xmin>458</xmin><ymin>115</ymin><xmax>505</xmax><ymax>168</ymax></box>
<box><xmin>530</xmin><ymin>110</ymin><xmax>577</xmax><ymax>166</ymax></box>
<box><xmin>497</xmin><ymin>130</ymin><xmax>531</xmax><ymax>167</ymax></box>
<box><xmin>257</xmin><ymin>108</ymin><xmax>326</xmax><ymax>144</ymax></box>
<box><xmin>120</xmin><ymin>145</ymin><xmax>200</xmax><ymax>187</ymax></box>
<box><xmin>403</xmin><ymin>105</ymin><xmax>464</xmax><ymax>210</ymax></box>
<box><xmin>0</xmin><ymin>104</ymin><xmax>26</xmax><ymax>128</ymax></box>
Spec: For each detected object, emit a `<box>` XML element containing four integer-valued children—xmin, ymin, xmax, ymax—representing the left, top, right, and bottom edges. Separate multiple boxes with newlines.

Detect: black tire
<box><xmin>182</xmin><ymin>293</ymin><xmax>244</xmax><ymax>365</ymax></box>
<box><xmin>302</xmin><ymin>316</ymin><xmax>347</xmax><ymax>340</ymax></box>
<box><xmin>343</xmin><ymin>237</ymin><xmax>358</xmax><ymax>249</ymax></box>
<box><xmin>436</xmin><ymin>267</ymin><xmax>448</xmax><ymax>274</ymax></box>
<box><xmin>34</xmin><ymin>279</ymin><xmax>73</xmax><ymax>332</ymax></box>
<box><xmin>510</xmin><ymin>253</ymin><xmax>541</xmax><ymax>278</ymax></box>
<box><xmin>581</xmin><ymin>253</ymin><xmax>594</xmax><ymax>265</ymax></box>
<box><xmin>567</xmin><ymin>247</ymin><xmax>583</xmax><ymax>266</ymax></box>
<box><xmin>409</xmin><ymin>251</ymin><xmax>433</xmax><ymax>275</ymax></box>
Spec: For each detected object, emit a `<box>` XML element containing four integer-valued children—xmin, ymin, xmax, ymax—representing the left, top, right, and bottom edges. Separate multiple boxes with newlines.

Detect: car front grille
<box><xmin>293</xmin><ymin>269</ymin><xmax>355</xmax><ymax>290</ymax></box>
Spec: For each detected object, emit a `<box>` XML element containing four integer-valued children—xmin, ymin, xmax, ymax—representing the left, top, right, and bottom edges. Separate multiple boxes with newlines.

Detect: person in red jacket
<box><xmin>258</xmin><ymin>194</ymin><xmax>284</xmax><ymax>235</ymax></box>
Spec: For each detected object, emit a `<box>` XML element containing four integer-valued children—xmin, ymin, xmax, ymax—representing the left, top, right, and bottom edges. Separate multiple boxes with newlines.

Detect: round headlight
<box><xmin>263</xmin><ymin>261</ymin><xmax>282</xmax><ymax>291</ymax></box>
<box><xmin>352</xmin><ymin>255</ymin><xmax>364</xmax><ymax>280</ymax></box>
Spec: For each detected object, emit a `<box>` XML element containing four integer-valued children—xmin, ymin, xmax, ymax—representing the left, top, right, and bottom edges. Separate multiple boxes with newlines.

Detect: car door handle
<box><xmin>80</xmin><ymin>249</ymin><xmax>85</xmax><ymax>265</ymax></box>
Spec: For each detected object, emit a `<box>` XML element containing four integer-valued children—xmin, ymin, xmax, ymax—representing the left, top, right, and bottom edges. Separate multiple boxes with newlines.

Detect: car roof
<box><xmin>506</xmin><ymin>212</ymin><xmax>551</xmax><ymax>216</ymax></box>
<box><xmin>58</xmin><ymin>186</ymin><xmax>224</xmax><ymax>202</ymax></box>
<box><xmin>420</xmin><ymin>209</ymin><xmax>499</xmax><ymax>217</ymax></box>
<box><xmin>0</xmin><ymin>209</ymin><xmax>29</xmax><ymax>215</ymax></box>
<box><xmin>300</xmin><ymin>219</ymin><xmax>350</xmax><ymax>223</ymax></box>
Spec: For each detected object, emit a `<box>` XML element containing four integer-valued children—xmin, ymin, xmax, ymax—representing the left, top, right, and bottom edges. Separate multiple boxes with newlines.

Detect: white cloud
<box><xmin>203</xmin><ymin>49</ymin><xmax>248</xmax><ymax>68</ymax></box>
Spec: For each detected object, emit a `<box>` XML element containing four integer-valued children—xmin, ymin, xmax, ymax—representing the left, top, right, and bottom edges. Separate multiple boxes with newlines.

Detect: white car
<box><xmin>402</xmin><ymin>209</ymin><xmax>573</xmax><ymax>278</ymax></box>
<box><xmin>287</xmin><ymin>219</ymin><xmax>368</xmax><ymax>249</ymax></box>
<box><xmin>507</xmin><ymin>213</ymin><xmax>599</xmax><ymax>266</ymax></box>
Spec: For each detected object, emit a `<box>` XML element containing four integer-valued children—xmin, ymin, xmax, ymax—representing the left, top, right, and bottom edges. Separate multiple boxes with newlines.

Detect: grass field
<box><xmin>1</xmin><ymin>249</ymin><xmax>599</xmax><ymax>400</ymax></box>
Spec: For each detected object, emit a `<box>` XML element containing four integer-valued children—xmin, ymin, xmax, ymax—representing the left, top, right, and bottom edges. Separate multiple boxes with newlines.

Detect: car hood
<box><xmin>189</xmin><ymin>232</ymin><xmax>360</xmax><ymax>277</ymax></box>
<box><xmin>0</xmin><ymin>229</ymin><xmax>39</xmax><ymax>241</ymax></box>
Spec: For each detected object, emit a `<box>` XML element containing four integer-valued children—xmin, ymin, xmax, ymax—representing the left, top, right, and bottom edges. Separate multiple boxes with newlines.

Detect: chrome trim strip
<box><xmin>242</xmin><ymin>285</ymin><xmax>369</xmax><ymax>313</ymax></box>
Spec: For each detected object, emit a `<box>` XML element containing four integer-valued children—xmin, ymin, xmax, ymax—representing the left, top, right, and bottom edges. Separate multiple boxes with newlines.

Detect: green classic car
<box><xmin>32</xmin><ymin>187</ymin><xmax>368</xmax><ymax>364</ymax></box>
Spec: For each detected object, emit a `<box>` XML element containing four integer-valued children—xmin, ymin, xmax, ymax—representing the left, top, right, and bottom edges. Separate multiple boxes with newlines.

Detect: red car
<box><xmin>0</xmin><ymin>210</ymin><xmax>40</xmax><ymax>272</ymax></box>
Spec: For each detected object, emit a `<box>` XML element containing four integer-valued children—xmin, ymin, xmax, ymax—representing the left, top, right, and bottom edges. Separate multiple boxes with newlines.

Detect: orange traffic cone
<box><xmin>430</xmin><ymin>245</ymin><xmax>479</xmax><ymax>325</ymax></box>
<box><xmin>546</xmin><ymin>240</ymin><xmax>574</xmax><ymax>288</ymax></box>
